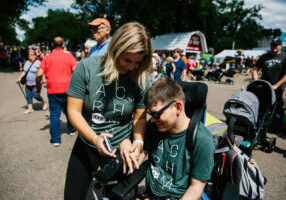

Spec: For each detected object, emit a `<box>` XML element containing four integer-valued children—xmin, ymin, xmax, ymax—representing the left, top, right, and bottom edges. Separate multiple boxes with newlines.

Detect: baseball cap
<box><xmin>270</xmin><ymin>38</ymin><xmax>282</xmax><ymax>46</ymax></box>
<box><xmin>88</xmin><ymin>18</ymin><xmax>110</xmax><ymax>28</ymax></box>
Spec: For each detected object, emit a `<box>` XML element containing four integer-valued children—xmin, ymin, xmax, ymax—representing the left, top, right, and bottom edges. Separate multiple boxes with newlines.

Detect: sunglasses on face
<box><xmin>90</xmin><ymin>26</ymin><xmax>107</xmax><ymax>32</ymax></box>
<box><xmin>147</xmin><ymin>100</ymin><xmax>176</xmax><ymax>120</ymax></box>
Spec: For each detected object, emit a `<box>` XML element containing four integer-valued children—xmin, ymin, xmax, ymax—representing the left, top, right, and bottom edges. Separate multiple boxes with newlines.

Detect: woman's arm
<box><xmin>17</xmin><ymin>71</ymin><xmax>26</xmax><ymax>83</ymax></box>
<box><xmin>67</xmin><ymin>96</ymin><xmax>116</xmax><ymax>157</ymax></box>
<box><xmin>42</xmin><ymin>74</ymin><xmax>47</xmax><ymax>88</ymax></box>
<box><xmin>121</xmin><ymin>108</ymin><xmax>146</xmax><ymax>174</ymax></box>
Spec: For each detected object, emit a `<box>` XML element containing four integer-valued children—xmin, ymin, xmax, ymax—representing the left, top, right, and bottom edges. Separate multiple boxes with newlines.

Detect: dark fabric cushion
<box><xmin>178</xmin><ymin>81</ymin><xmax>208</xmax><ymax>118</ymax></box>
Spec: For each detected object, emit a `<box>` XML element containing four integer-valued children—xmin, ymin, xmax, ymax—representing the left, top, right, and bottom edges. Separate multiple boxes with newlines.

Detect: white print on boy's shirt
<box><xmin>151</xmin><ymin>164</ymin><xmax>174</xmax><ymax>192</ymax></box>
<box><xmin>150</xmin><ymin>140</ymin><xmax>181</xmax><ymax>191</ymax></box>
<box><xmin>161</xmin><ymin>176</ymin><xmax>173</xmax><ymax>191</ymax></box>
<box><xmin>165</xmin><ymin>161</ymin><xmax>174</xmax><ymax>174</ymax></box>
<box><xmin>170</xmin><ymin>145</ymin><xmax>178</xmax><ymax>157</ymax></box>
<box><xmin>151</xmin><ymin>165</ymin><xmax>160</xmax><ymax>179</ymax></box>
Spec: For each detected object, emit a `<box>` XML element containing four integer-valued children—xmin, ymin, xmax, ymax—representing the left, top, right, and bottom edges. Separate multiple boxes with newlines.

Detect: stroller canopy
<box><xmin>223</xmin><ymin>90</ymin><xmax>259</xmax><ymax>126</ymax></box>
<box><xmin>247</xmin><ymin>80</ymin><xmax>276</xmax><ymax>112</ymax></box>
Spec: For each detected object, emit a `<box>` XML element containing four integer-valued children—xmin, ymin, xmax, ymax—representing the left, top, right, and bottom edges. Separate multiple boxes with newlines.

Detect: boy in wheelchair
<box><xmin>136</xmin><ymin>77</ymin><xmax>214</xmax><ymax>200</ymax></box>
<box><xmin>89</xmin><ymin>78</ymin><xmax>214</xmax><ymax>200</ymax></box>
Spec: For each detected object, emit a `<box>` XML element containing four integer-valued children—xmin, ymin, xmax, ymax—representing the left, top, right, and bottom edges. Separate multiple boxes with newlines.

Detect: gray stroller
<box><xmin>223</xmin><ymin>80</ymin><xmax>277</xmax><ymax>156</ymax></box>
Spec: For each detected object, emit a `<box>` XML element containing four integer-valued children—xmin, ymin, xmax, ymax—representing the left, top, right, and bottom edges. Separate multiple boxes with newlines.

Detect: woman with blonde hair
<box><xmin>64</xmin><ymin>22</ymin><xmax>152</xmax><ymax>199</ymax></box>
<box><xmin>17</xmin><ymin>49</ymin><xmax>47</xmax><ymax>113</ymax></box>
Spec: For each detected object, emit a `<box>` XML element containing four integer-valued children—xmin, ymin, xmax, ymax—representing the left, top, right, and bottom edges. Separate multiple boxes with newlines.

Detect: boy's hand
<box><xmin>129</xmin><ymin>141</ymin><xmax>143</xmax><ymax>168</ymax></box>
<box><xmin>120</xmin><ymin>139</ymin><xmax>142</xmax><ymax>174</ymax></box>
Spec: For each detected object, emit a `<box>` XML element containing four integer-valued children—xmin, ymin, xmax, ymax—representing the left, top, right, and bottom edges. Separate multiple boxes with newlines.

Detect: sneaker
<box><xmin>23</xmin><ymin>109</ymin><xmax>34</xmax><ymax>114</ymax></box>
<box><xmin>53</xmin><ymin>143</ymin><xmax>61</xmax><ymax>147</ymax></box>
<box><xmin>68</xmin><ymin>131</ymin><xmax>77</xmax><ymax>136</ymax></box>
<box><xmin>42</xmin><ymin>102</ymin><xmax>48</xmax><ymax>111</ymax></box>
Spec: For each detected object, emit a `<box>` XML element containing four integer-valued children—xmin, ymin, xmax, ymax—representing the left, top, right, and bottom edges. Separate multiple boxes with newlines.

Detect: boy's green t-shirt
<box><xmin>144</xmin><ymin>122</ymin><xmax>214</xmax><ymax>198</ymax></box>
<box><xmin>67</xmin><ymin>56</ymin><xmax>148</xmax><ymax>148</ymax></box>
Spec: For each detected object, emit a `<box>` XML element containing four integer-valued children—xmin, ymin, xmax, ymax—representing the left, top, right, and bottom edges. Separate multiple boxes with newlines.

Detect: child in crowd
<box><xmin>165</xmin><ymin>56</ymin><xmax>176</xmax><ymax>79</ymax></box>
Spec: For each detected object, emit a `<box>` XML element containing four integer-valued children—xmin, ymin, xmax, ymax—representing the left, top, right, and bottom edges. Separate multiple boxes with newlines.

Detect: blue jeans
<box><xmin>48</xmin><ymin>93</ymin><xmax>75</xmax><ymax>143</ymax></box>
<box><xmin>25</xmin><ymin>85</ymin><xmax>43</xmax><ymax>105</ymax></box>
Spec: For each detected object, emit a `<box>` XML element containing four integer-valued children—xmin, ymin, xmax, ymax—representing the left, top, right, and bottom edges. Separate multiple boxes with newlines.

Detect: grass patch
<box><xmin>244</xmin><ymin>77</ymin><xmax>252</xmax><ymax>82</ymax></box>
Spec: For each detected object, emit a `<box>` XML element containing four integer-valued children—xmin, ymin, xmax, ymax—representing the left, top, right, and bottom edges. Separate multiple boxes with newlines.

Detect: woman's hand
<box><xmin>93</xmin><ymin>133</ymin><xmax>117</xmax><ymax>158</ymax></box>
<box><xmin>17</xmin><ymin>72</ymin><xmax>26</xmax><ymax>83</ymax></box>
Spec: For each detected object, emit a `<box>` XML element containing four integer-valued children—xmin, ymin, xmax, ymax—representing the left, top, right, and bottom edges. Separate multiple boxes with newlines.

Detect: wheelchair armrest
<box><xmin>110</xmin><ymin>160</ymin><xmax>149</xmax><ymax>198</ymax></box>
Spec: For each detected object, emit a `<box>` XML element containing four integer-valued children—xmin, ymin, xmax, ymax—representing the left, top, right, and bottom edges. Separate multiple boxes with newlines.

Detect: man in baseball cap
<box><xmin>271</xmin><ymin>38</ymin><xmax>282</xmax><ymax>46</ymax></box>
<box><xmin>88</xmin><ymin>18</ymin><xmax>111</xmax><ymax>57</ymax></box>
<box><xmin>252</xmin><ymin>37</ymin><xmax>286</xmax><ymax>132</ymax></box>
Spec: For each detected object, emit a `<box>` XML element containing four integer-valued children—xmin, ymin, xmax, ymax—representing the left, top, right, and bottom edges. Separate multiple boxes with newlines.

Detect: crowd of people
<box><xmin>148</xmin><ymin>48</ymin><xmax>264</xmax><ymax>86</ymax></box>
<box><xmin>1</xmin><ymin>17</ymin><xmax>285</xmax><ymax>200</ymax></box>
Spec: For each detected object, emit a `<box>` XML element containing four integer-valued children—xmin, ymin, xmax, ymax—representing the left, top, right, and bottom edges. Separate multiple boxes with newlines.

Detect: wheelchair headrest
<box><xmin>178</xmin><ymin>81</ymin><xmax>208</xmax><ymax>118</ymax></box>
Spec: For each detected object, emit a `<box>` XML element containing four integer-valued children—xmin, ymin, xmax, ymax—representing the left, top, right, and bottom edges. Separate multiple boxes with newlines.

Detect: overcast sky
<box><xmin>16</xmin><ymin>0</ymin><xmax>286</xmax><ymax>41</ymax></box>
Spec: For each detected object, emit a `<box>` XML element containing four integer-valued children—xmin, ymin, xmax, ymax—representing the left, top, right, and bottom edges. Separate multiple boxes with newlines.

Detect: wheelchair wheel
<box><xmin>268</xmin><ymin>138</ymin><xmax>276</xmax><ymax>153</ymax></box>
<box><xmin>85</xmin><ymin>178</ymin><xmax>104</xmax><ymax>200</ymax></box>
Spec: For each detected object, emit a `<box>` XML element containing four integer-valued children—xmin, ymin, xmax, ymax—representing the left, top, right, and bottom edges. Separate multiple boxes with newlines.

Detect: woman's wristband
<box><xmin>133</xmin><ymin>139</ymin><xmax>144</xmax><ymax>146</ymax></box>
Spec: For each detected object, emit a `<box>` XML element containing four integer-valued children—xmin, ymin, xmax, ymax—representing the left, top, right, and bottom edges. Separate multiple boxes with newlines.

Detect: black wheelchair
<box><xmin>85</xmin><ymin>81</ymin><xmax>208</xmax><ymax>200</ymax></box>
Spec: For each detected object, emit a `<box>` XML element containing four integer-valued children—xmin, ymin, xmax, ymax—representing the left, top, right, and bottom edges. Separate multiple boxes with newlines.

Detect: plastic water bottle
<box><xmin>241</xmin><ymin>141</ymin><xmax>251</xmax><ymax>148</ymax></box>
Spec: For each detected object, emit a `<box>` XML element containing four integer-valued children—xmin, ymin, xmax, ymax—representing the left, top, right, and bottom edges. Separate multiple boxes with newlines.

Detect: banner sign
<box><xmin>186</xmin><ymin>34</ymin><xmax>202</xmax><ymax>52</ymax></box>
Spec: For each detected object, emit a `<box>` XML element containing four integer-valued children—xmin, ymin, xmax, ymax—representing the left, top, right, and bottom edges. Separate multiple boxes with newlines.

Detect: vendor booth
<box><xmin>214</xmin><ymin>49</ymin><xmax>267</xmax><ymax>64</ymax></box>
<box><xmin>151</xmin><ymin>31</ymin><xmax>208</xmax><ymax>60</ymax></box>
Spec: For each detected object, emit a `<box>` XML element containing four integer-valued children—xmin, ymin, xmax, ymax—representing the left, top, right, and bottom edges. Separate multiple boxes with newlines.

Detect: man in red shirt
<box><xmin>36</xmin><ymin>36</ymin><xmax>77</xmax><ymax>147</ymax></box>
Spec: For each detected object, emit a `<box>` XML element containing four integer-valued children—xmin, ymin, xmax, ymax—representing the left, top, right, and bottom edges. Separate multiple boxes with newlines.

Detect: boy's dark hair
<box><xmin>145</xmin><ymin>77</ymin><xmax>185</xmax><ymax>107</ymax></box>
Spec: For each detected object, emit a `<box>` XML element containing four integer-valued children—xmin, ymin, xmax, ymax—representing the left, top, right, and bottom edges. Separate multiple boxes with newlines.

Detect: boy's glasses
<box><xmin>147</xmin><ymin>100</ymin><xmax>176</xmax><ymax>120</ymax></box>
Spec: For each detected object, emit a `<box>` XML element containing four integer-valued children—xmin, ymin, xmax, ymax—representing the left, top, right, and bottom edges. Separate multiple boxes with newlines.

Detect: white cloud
<box><xmin>17</xmin><ymin>0</ymin><xmax>286</xmax><ymax>41</ymax></box>
<box><xmin>245</xmin><ymin>0</ymin><xmax>286</xmax><ymax>32</ymax></box>
<box><xmin>16</xmin><ymin>0</ymin><xmax>74</xmax><ymax>41</ymax></box>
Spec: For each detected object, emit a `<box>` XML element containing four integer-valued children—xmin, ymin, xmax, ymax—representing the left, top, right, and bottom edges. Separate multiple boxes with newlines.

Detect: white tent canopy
<box><xmin>151</xmin><ymin>31</ymin><xmax>208</xmax><ymax>53</ymax></box>
<box><xmin>214</xmin><ymin>49</ymin><xmax>267</xmax><ymax>64</ymax></box>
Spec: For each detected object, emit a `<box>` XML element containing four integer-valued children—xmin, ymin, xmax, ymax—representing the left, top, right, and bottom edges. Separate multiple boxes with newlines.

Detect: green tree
<box><xmin>70</xmin><ymin>0</ymin><xmax>280</xmax><ymax>52</ymax></box>
<box><xmin>214</xmin><ymin>0</ymin><xmax>262</xmax><ymax>49</ymax></box>
<box><xmin>0</xmin><ymin>0</ymin><xmax>45</xmax><ymax>45</ymax></box>
<box><xmin>71</xmin><ymin>0</ymin><xmax>218</xmax><ymax>40</ymax></box>
<box><xmin>24</xmin><ymin>9</ymin><xmax>89</xmax><ymax>50</ymax></box>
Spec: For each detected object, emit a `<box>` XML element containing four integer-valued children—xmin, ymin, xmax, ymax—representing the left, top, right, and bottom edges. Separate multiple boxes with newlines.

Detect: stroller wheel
<box><xmin>268</xmin><ymin>138</ymin><xmax>276</xmax><ymax>152</ymax></box>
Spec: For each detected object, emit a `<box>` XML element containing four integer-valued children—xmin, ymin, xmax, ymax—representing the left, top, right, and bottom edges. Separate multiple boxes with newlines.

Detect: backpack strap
<box><xmin>186</xmin><ymin>106</ymin><xmax>206</xmax><ymax>153</ymax></box>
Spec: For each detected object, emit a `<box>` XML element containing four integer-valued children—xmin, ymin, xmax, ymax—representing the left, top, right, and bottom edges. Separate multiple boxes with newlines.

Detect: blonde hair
<box><xmin>28</xmin><ymin>49</ymin><xmax>37</xmax><ymax>56</ymax></box>
<box><xmin>100</xmin><ymin>22</ymin><xmax>152</xmax><ymax>89</ymax></box>
<box><xmin>166</xmin><ymin>56</ymin><xmax>173</xmax><ymax>63</ymax></box>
